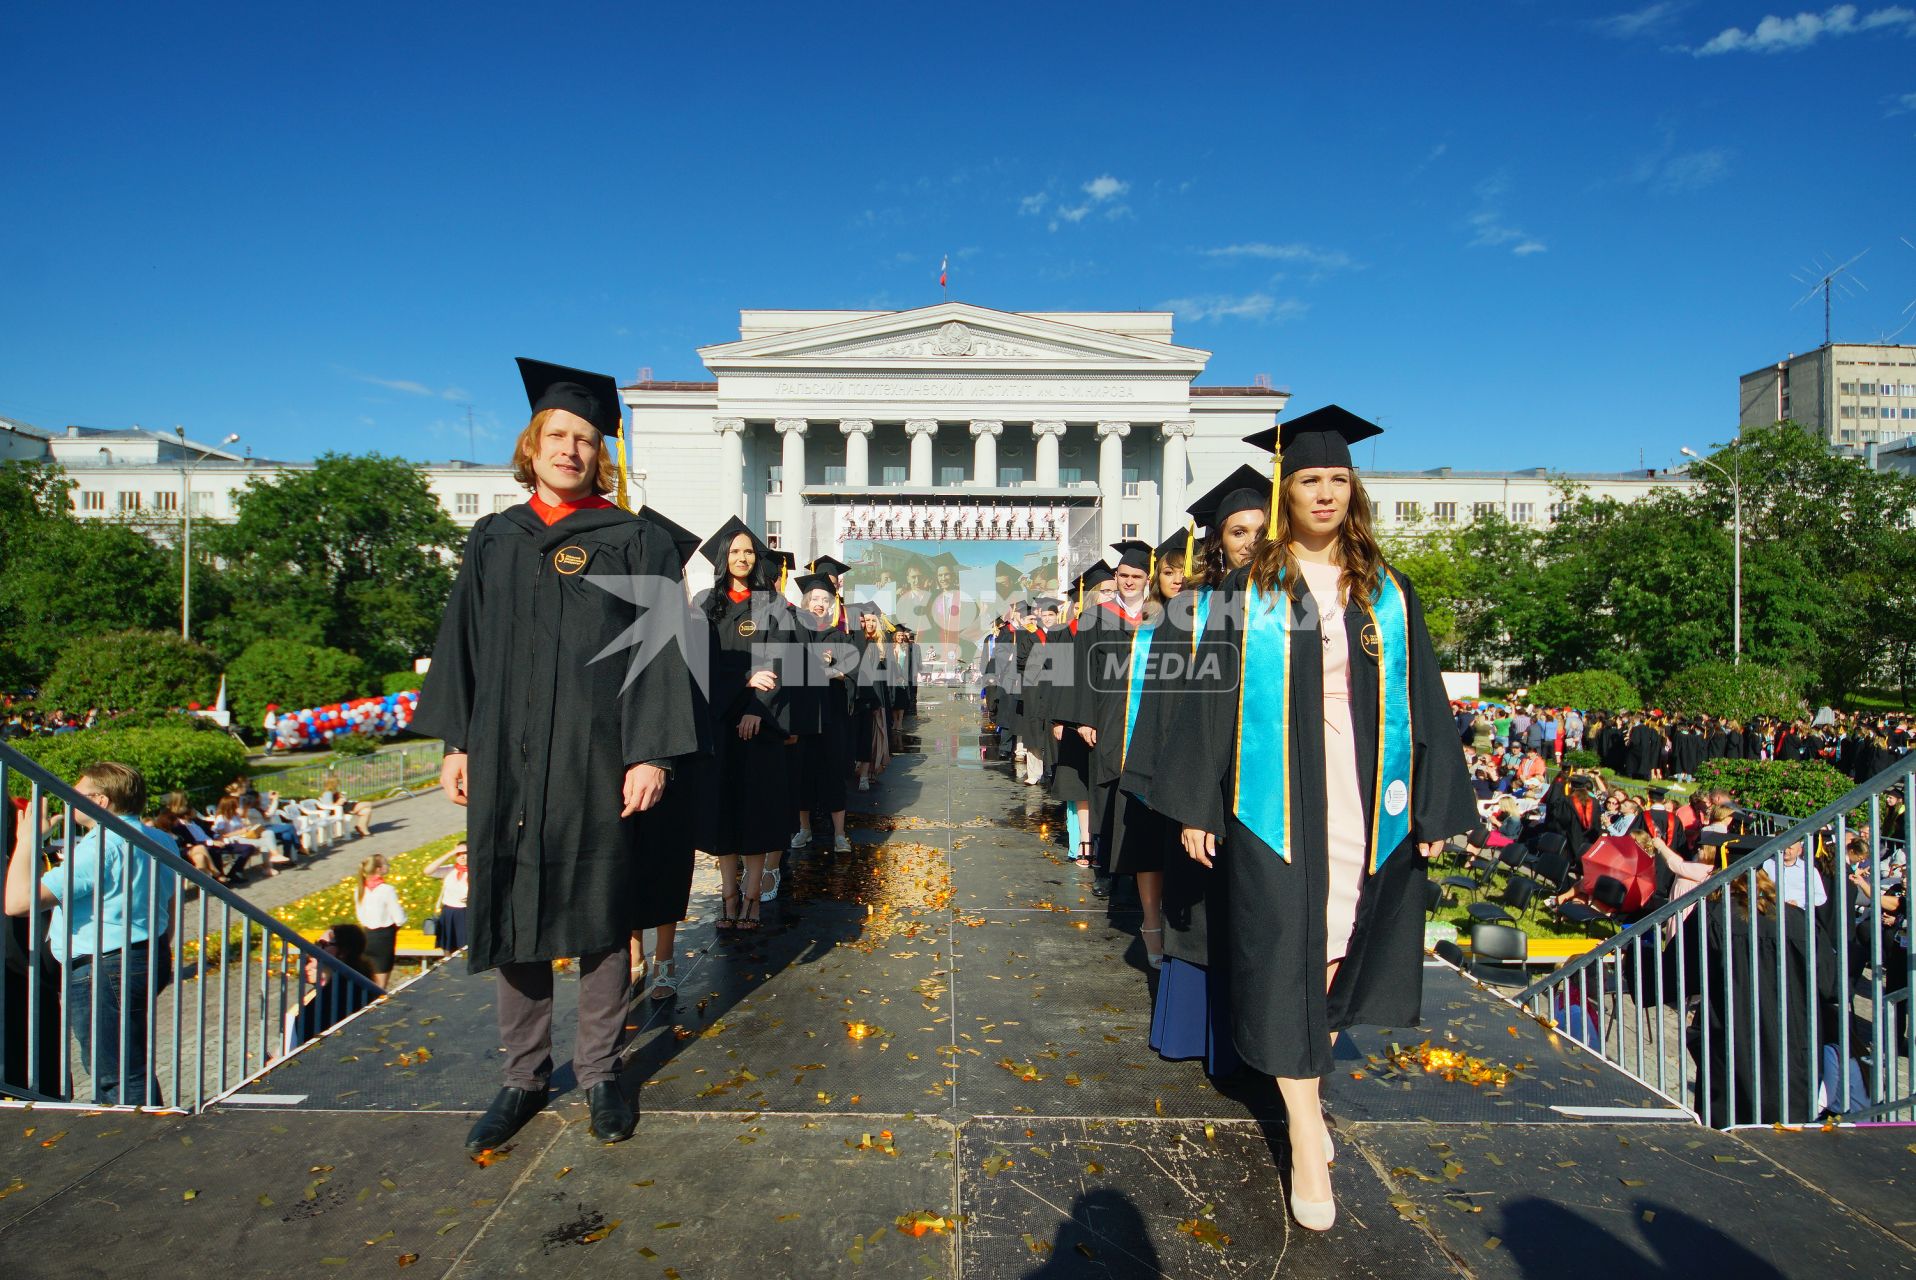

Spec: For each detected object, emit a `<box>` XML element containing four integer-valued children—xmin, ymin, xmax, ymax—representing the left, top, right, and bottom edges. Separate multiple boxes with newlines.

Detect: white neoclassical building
<box><xmin>620</xmin><ymin>303</ymin><xmax>1288</xmax><ymax>580</ymax></box>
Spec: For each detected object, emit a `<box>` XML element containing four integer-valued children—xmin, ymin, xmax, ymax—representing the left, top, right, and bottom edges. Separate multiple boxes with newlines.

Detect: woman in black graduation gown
<box><xmin>1060</xmin><ymin>539</ymin><xmax>1179</xmax><ymax>960</ymax></box>
<box><xmin>1127</xmin><ymin>474</ymin><xmax>1269</xmax><ymax>1072</ymax></box>
<box><xmin>626</xmin><ymin>506</ymin><xmax>710</xmax><ymax>1002</ymax></box>
<box><xmin>692</xmin><ymin>517</ymin><xmax>799</xmax><ymax>933</ymax></box>
<box><xmin>789</xmin><ymin>573</ymin><xmax>855</xmax><ymax>853</ymax></box>
<box><xmin>849</xmin><ymin>602</ymin><xmax>893</xmax><ymax>790</ymax></box>
<box><xmin>1014</xmin><ymin>598</ymin><xmax>1063</xmax><ymax>788</ymax></box>
<box><xmin>1152</xmin><ymin>407</ymin><xmax>1474</xmax><ymax>1231</ymax></box>
<box><xmin>1048</xmin><ymin>569</ymin><xmax>1109</xmax><ymax>866</ymax></box>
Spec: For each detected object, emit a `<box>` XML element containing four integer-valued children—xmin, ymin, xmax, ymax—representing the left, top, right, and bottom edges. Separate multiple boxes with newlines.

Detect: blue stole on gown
<box><xmin>1120</xmin><ymin>619</ymin><xmax>1156</xmax><ymax>768</ymax></box>
<box><xmin>1233</xmin><ymin>568</ymin><xmax>1415</xmax><ymax>872</ymax></box>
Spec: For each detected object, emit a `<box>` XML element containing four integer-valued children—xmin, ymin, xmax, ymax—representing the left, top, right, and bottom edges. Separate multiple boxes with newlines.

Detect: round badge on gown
<box><xmin>1384</xmin><ymin>778</ymin><xmax>1408</xmax><ymax>816</ymax></box>
<box><xmin>553</xmin><ymin>545</ymin><xmax>588</xmax><ymax>575</ymax></box>
<box><xmin>1360</xmin><ymin>621</ymin><xmax>1381</xmax><ymax>658</ymax></box>
<box><xmin>738</xmin><ymin>619</ymin><xmax>758</xmax><ymax>637</ymax></box>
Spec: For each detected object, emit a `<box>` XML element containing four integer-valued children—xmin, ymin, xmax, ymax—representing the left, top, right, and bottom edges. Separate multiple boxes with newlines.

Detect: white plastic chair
<box><xmin>281</xmin><ymin>801</ymin><xmax>326</xmax><ymax>851</ymax></box>
<box><xmin>302</xmin><ymin>798</ymin><xmax>348</xmax><ymax>844</ymax></box>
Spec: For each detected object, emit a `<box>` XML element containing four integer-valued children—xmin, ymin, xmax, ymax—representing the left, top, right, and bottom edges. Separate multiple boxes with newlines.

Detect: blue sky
<box><xmin>3</xmin><ymin>1</ymin><xmax>1913</xmax><ymax>473</ymax></box>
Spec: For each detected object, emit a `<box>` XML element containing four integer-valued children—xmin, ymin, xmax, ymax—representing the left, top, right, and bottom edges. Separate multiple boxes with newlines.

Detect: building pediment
<box><xmin>698</xmin><ymin>302</ymin><xmax>1211</xmax><ymax>375</ymax></box>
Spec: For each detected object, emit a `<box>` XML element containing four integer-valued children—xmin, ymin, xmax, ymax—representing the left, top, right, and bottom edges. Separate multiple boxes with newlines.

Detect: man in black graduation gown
<box><xmin>413</xmin><ymin>359</ymin><xmax>702</xmax><ymax>1152</ymax></box>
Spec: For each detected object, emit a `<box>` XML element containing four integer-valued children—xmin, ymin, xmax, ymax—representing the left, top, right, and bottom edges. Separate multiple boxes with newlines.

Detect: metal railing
<box><xmin>253</xmin><ymin>739</ymin><xmax>444</xmax><ymax>805</ymax></box>
<box><xmin>3</xmin><ymin>745</ymin><xmax>383</xmax><ymax>1111</ymax></box>
<box><xmin>1515</xmin><ymin>758</ymin><xmax>1914</xmax><ymax>1128</ymax></box>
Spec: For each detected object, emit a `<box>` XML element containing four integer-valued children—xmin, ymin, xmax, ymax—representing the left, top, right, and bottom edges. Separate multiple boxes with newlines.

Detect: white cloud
<box><xmin>1467</xmin><ymin>176</ymin><xmax>1547</xmax><ymax>256</ymax></box>
<box><xmin>1154</xmin><ymin>293</ymin><xmax>1308</xmax><ymax>323</ymax></box>
<box><xmin>1888</xmin><ymin>90</ymin><xmax>1916</xmax><ymax>113</ymax></box>
<box><xmin>1018</xmin><ymin>192</ymin><xmax>1049</xmax><ymax>215</ymax></box>
<box><xmin>352</xmin><ymin>372</ymin><xmax>470</xmax><ymax>402</ymax></box>
<box><xmin>1054</xmin><ymin>204</ymin><xmax>1092</xmax><ymax>225</ymax></box>
<box><xmin>1201</xmin><ymin>242</ymin><xmax>1359</xmax><ymax>273</ymax></box>
<box><xmin>1694</xmin><ymin>4</ymin><xmax>1916</xmax><ymax>54</ymax></box>
<box><xmin>1590</xmin><ymin>1</ymin><xmax>1689</xmax><ymax>37</ymax></box>
<box><xmin>1082</xmin><ymin>174</ymin><xmax>1130</xmax><ymax>202</ymax></box>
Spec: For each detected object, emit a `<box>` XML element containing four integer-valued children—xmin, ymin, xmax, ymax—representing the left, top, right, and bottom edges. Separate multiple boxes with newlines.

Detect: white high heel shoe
<box><xmin>1289</xmin><ymin>1128</ymin><xmax>1337</xmax><ymax>1232</ymax></box>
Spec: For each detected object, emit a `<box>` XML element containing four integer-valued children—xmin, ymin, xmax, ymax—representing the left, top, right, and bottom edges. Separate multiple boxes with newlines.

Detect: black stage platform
<box><xmin>6</xmin><ymin>699</ymin><xmax>1915</xmax><ymax>1278</ymax></box>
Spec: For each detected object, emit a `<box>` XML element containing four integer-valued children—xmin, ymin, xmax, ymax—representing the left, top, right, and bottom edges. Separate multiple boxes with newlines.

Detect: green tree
<box><xmin>0</xmin><ymin>462</ymin><xmax>178</xmax><ymax>689</ymax></box>
<box><xmin>225</xmin><ymin>638</ymin><xmax>370</xmax><ymax>728</ymax></box>
<box><xmin>1529</xmin><ymin>670</ymin><xmax>1642</xmax><ymax>710</ymax></box>
<box><xmin>1659</xmin><ymin>661</ymin><xmax>1804</xmax><ymax>722</ymax></box>
<box><xmin>203</xmin><ymin>454</ymin><xmax>463</xmax><ymax>673</ymax></box>
<box><xmin>40</xmin><ymin>629</ymin><xmax>221</xmax><ymax>712</ymax></box>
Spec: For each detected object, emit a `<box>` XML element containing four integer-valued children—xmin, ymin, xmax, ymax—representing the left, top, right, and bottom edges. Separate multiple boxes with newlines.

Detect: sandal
<box><xmin>649</xmin><ymin>960</ymin><xmax>680</xmax><ymax>1002</ymax></box>
<box><xmin>735</xmin><ymin>894</ymin><xmax>762</xmax><ymax>932</ymax></box>
<box><xmin>1074</xmin><ymin>841</ymin><xmax>1092</xmax><ymax>868</ymax></box>
<box><xmin>716</xmin><ymin>890</ymin><xmax>741</xmax><ymax>932</ymax></box>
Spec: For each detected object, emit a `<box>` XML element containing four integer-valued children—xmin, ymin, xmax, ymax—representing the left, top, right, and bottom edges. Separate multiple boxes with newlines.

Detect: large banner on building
<box><xmin>838</xmin><ymin>539</ymin><xmax>1057</xmax><ymax>664</ymax></box>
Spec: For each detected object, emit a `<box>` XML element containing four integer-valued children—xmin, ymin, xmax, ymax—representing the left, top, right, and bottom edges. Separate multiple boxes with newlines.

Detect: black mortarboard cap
<box><xmin>1186</xmin><ymin>464</ymin><xmax>1269</xmax><ymax>531</ymax></box>
<box><xmin>1244</xmin><ymin>404</ymin><xmax>1383</xmax><ymax>478</ymax></box>
<box><xmin>995</xmin><ymin>560</ymin><xmax>1022</xmax><ymax>580</ymax></box>
<box><xmin>1074</xmin><ymin>564</ymin><xmax>1116</xmax><ymax>591</ymax></box>
<box><xmin>794</xmin><ymin>572</ymin><xmax>835</xmax><ymax>597</ymax></box>
<box><xmin>1155</xmin><ymin>529</ymin><xmax>1191</xmax><ymax>563</ymax></box>
<box><xmin>516</xmin><ymin>357</ymin><xmax>623</xmax><ymax>437</ymax></box>
<box><xmin>697</xmin><ymin>515</ymin><xmax>771</xmax><ymax>571</ymax></box>
<box><xmin>809</xmin><ymin>554</ymin><xmax>851</xmax><ymax>578</ymax></box>
<box><xmin>771</xmin><ymin>550</ymin><xmax>797</xmax><ymax>572</ymax></box>
<box><xmin>636</xmin><ymin>506</ymin><xmax>701</xmax><ymax>570</ymax></box>
<box><xmin>850</xmin><ymin>600</ymin><xmax>883</xmax><ymax>619</ymax></box>
<box><xmin>1109</xmin><ymin>540</ymin><xmax>1153</xmax><ymax>571</ymax></box>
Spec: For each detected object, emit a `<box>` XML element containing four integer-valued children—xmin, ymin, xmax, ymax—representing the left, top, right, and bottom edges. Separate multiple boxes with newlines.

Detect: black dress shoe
<box><xmin>464</xmin><ymin>1085</ymin><xmax>548</xmax><ymax>1153</ymax></box>
<box><xmin>1092</xmin><ymin>874</ymin><xmax>1112</xmax><ymax>899</ymax></box>
<box><xmin>587</xmin><ymin>1081</ymin><xmax>635</xmax><ymax>1143</ymax></box>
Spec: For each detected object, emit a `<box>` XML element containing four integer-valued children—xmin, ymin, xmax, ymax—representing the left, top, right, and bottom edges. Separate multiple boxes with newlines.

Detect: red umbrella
<box><xmin>1578</xmin><ymin>834</ymin><xmax>1657</xmax><ymax>914</ymax></box>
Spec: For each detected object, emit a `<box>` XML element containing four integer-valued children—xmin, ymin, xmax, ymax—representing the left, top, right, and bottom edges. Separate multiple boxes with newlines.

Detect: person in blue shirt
<box><xmin>5</xmin><ymin>761</ymin><xmax>177</xmax><ymax>1105</ymax></box>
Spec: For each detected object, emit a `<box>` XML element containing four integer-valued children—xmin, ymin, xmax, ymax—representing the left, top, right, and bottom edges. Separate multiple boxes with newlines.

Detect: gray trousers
<box><xmin>495</xmin><ymin>948</ymin><xmax>629</xmax><ymax>1090</ymax></box>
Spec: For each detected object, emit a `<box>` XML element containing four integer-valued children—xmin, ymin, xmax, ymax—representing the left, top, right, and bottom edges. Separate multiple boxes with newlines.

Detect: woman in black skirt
<box><xmin>693</xmin><ymin>517</ymin><xmax>798</xmax><ymax>933</ymax></box>
<box><xmin>849</xmin><ymin>603</ymin><xmax>893</xmax><ymax>792</ymax></box>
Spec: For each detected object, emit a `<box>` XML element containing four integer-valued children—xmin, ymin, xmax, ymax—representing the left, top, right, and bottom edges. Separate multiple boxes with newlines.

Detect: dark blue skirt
<box><xmin>437</xmin><ymin>905</ymin><xmax>468</xmax><ymax>955</ymax></box>
<box><xmin>1149</xmin><ymin>957</ymin><xmax>1242</xmax><ymax>1077</ymax></box>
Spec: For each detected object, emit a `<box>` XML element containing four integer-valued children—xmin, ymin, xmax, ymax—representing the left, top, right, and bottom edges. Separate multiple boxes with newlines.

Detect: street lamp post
<box><xmin>1682</xmin><ymin>444</ymin><xmax>1741</xmax><ymax>664</ymax></box>
<box><xmin>175</xmin><ymin>427</ymin><xmax>240</xmax><ymax>641</ymax></box>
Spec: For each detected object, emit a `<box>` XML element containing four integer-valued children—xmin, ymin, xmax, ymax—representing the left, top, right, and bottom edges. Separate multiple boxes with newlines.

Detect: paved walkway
<box><xmin>8</xmin><ymin>697</ymin><xmax>1916</xmax><ymax>1278</ymax></box>
<box><xmin>226</xmin><ymin>790</ymin><xmax>469</xmax><ymax>914</ymax></box>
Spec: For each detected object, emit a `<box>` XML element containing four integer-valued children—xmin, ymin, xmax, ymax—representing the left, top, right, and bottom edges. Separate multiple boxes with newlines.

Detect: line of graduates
<box><xmin>413</xmin><ymin>358</ymin><xmax>914</xmax><ymax>1157</ymax></box>
<box><xmin>984</xmin><ymin>408</ymin><xmax>1475</xmax><ymax>1232</ymax></box>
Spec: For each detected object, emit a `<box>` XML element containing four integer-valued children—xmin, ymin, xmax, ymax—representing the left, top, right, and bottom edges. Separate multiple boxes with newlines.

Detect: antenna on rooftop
<box><xmin>1882</xmin><ymin>237</ymin><xmax>1916</xmax><ymax>344</ymax></box>
<box><xmin>1791</xmin><ymin>248</ymin><xmax>1870</xmax><ymax>346</ymax></box>
<box><xmin>638</xmin><ymin>366</ymin><xmax>654</xmax><ymax>384</ymax></box>
<box><xmin>465</xmin><ymin>405</ymin><xmax>475</xmax><ymax>462</ymax></box>
<box><xmin>1253</xmin><ymin>372</ymin><xmax>1272</xmax><ymax>389</ymax></box>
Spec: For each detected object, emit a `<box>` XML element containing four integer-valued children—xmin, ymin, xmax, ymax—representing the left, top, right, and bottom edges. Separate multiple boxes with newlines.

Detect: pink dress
<box><xmin>1299</xmin><ymin>559</ymin><xmax>1368</xmax><ymax>964</ymax></box>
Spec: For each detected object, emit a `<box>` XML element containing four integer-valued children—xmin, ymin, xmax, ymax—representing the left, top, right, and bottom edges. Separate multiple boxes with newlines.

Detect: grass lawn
<box><xmin>185</xmin><ymin>832</ymin><xmax>462</xmax><ymax>974</ymax></box>
<box><xmin>1425</xmin><ymin>860</ymin><xmax>1610</xmax><ymax>944</ymax></box>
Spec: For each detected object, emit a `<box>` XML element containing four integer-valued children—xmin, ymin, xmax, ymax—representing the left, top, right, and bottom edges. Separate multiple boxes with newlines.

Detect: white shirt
<box><xmin>355</xmin><ymin>881</ymin><xmax>408</xmax><ymax>930</ymax></box>
<box><xmin>1768</xmin><ymin>856</ymin><xmax>1828</xmax><ymax>910</ymax></box>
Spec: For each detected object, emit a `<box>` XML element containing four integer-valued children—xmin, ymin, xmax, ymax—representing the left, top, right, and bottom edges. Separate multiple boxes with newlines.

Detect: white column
<box><xmin>1160</xmin><ymin>419</ymin><xmax>1195</xmax><ymax>536</ymax></box>
<box><xmin>839</xmin><ymin>418</ymin><xmax>873</xmax><ymax>488</ymax></box>
<box><xmin>906</xmin><ymin>419</ymin><xmax>938</xmax><ymax>486</ymax></box>
<box><xmin>1097</xmin><ymin>420</ymin><xmax>1131</xmax><ymax>550</ymax></box>
<box><xmin>714</xmin><ymin>417</ymin><xmax>745</xmax><ymax>519</ymax></box>
<box><xmin>1033</xmin><ymin>420</ymin><xmax>1066</xmax><ymax>487</ymax></box>
<box><xmin>775</xmin><ymin>417</ymin><xmax>808</xmax><ymax>563</ymax></box>
<box><xmin>968</xmin><ymin>419</ymin><xmax>1002</xmax><ymax>487</ymax></box>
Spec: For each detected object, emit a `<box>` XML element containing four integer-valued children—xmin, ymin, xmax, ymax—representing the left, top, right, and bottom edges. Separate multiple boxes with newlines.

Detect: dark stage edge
<box><xmin>7</xmin><ymin>699</ymin><xmax>1916</xmax><ymax>1279</ymax></box>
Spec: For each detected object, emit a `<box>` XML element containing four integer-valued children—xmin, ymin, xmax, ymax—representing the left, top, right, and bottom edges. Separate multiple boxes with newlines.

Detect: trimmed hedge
<box><xmin>1561</xmin><ymin>749</ymin><xmax>1600</xmax><ymax>770</ymax></box>
<box><xmin>1660</xmin><ymin>662</ymin><xmax>1803</xmax><ymax>723</ymax></box>
<box><xmin>381</xmin><ymin>670</ymin><xmax>422</xmax><ymax>696</ymax></box>
<box><xmin>329</xmin><ymin>732</ymin><xmax>380</xmax><ymax>757</ymax></box>
<box><xmin>1528</xmin><ymin>670</ymin><xmax>1642</xmax><ymax>712</ymax></box>
<box><xmin>227</xmin><ymin>639</ymin><xmax>369</xmax><ymax>729</ymax></box>
<box><xmin>7</xmin><ymin>725</ymin><xmax>250</xmax><ymax>807</ymax></box>
<box><xmin>1695</xmin><ymin>757</ymin><xmax>1857</xmax><ymax>820</ymax></box>
<box><xmin>40</xmin><ymin>630</ymin><xmax>221</xmax><ymax>714</ymax></box>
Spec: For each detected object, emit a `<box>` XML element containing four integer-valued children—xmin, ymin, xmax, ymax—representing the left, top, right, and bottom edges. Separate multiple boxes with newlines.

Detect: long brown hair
<box><xmin>510</xmin><ymin>408</ymin><xmax>617</xmax><ymax>495</ymax></box>
<box><xmin>1248</xmin><ymin>470</ymin><xmax>1385</xmax><ymax>604</ymax></box>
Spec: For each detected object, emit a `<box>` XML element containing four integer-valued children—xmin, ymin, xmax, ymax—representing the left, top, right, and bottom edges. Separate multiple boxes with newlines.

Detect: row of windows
<box><xmin>1387</xmin><ymin>500</ymin><xmax>1553</xmax><ymax>524</ymax></box>
<box><xmin>73</xmin><ymin>490</ymin><xmax>214</xmax><ymax>514</ymax></box>
<box><xmin>1839</xmin><ymin>382</ymin><xmax>1916</xmax><ymax>397</ymax></box>
<box><xmin>771</xmin><ymin>465</ymin><xmax>1093</xmax><ymax>491</ymax></box>
<box><xmin>1839</xmin><ymin>405</ymin><xmax>1916</xmax><ymax>419</ymax></box>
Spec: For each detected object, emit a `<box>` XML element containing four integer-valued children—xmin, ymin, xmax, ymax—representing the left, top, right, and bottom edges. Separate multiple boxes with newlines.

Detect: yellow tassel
<box><xmin>1183</xmin><ymin>522</ymin><xmax>1195</xmax><ymax>577</ymax></box>
<box><xmin>778</xmin><ymin>563</ymin><xmax>788</xmax><ymax>595</ymax></box>
<box><xmin>614</xmin><ymin>434</ymin><xmax>632</xmax><ymax>512</ymax></box>
<box><xmin>1269</xmin><ymin>445</ymin><xmax>1281</xmax><ymax>518</ymax></box>
<box><xmin>1148</xmin><ymin>547</ymin><xmax>1156</xmax><ymax>580</ymax></box>
<box><xmin>1077</xmin><ymin>577</ymin><xmax>1084</xmax><ymax>612</ymax></box>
